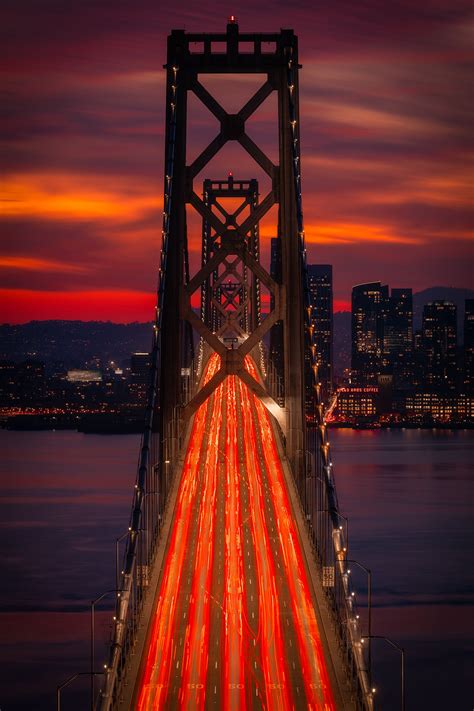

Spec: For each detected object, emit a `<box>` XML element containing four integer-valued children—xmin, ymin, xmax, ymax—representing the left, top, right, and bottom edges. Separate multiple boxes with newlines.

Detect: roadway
<box><xmin>134</xmin><ymin>354</ymin><xmax>336</xmax><ymax>710</ymax></box>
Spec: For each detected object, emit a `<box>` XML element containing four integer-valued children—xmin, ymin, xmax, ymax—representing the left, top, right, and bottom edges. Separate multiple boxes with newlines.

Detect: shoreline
<box><xmin>3</xmin><ymin>414</ymin><xmax>473</xmax><ymax>433</ymax></box>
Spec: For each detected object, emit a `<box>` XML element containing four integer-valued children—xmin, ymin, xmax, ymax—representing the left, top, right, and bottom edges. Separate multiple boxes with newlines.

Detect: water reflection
<box><xmin>0</xmin><ymin>430</ymin><xmax>139</xmax><ymax>710</ymax></box>
<box><xmin>331</xmin><ymin>428</ymin><xmax>474</xmax><ymax>711</ymax></box>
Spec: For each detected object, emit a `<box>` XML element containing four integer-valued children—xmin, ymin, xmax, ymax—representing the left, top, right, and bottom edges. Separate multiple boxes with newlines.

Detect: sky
<box><xmin>1</xmin><ymin>0</ymin><xmax>472</xmax><ymax>322</ymax></box>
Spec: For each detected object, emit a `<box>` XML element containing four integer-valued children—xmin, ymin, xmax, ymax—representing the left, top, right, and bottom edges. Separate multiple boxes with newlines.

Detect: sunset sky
<box><xmin>1</xmin><ymin>0</ymin><xmax>472</xmax><ymax>322</ymax></box>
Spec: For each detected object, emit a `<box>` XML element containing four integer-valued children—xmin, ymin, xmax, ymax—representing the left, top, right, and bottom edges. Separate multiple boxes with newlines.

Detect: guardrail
<box><xmin>301</xmin><ymin>421</ymin><xmax>374</xmax><ymax>710</ymax></box>
<box><xmin>98</xmin><ymin>385</ymin><xmax>181</xmax><ymax>709</ymax></box>
<box><xmin>98</xmin><ymin>343</ymin><xmax>210</xmax><ymax>708</ymax></box>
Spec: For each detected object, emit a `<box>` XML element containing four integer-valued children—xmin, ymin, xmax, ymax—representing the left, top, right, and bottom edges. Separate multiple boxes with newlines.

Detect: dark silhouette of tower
<box><xmin>129</xmin><ymin>352</ymin><xmax>152</xmax><ymax>405</ymax></box>
<box><xmin>351</xmin><ymin>282</ymin><xmax>388</xmax><ymax>385</ymax></box>
<box><xmin>269</xmin><ymin>237</ymin><xmax>284</xmax><ymax>395</ymax></box>
<box><xmin>307</xmin><ymin>265</ymin><xmax>333</xmax><ymax>403</ymax></box>
<box><xmin>383</xmin><ymin>288</ymin><xmax>413</xmax><ymax>389</ymax></box>
<box><xmin>463</xmin><ymin>299</ymin><xmax>474</xmax><ymax>391</ymax></box>
<box><xmin>201</xmin><ymin>176</ymin><xmax>260</xmax><ymax>336</ymax></box>
<box><xmin>422</xmin><ymin>301</ymin><xmax>457</xmax><ymax>390</ymax></box>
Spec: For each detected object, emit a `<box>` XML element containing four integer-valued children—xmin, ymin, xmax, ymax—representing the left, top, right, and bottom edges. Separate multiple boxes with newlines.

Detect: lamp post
<box><xmin>334</xmin><ymin>511</ymin><xmax>349</xmax><ymax>553</ymax></box>
<box><xmin>346</xmin><ymin>560</ymin><xmax>372</xmax><ymax>683</ymax></box>
<box><xmin>115</xmin><ymin>531</ymin><xmax>129</xmax><ymax>593</ymax></box>
<box><xmin>56</xmin><ymin>671</ymin><xmax>103</xmax><ymax>711</ymax></box>
<box><xmin>141</xmin><ymin>490</ymin><xmax>160</xmax><ymax>565</ymax></box>
<box><xmin>320</xmin><ymin>508</ymin><xmax>349</xmax><ymax>554</ymax></box>
<box><xmin>159</xmin><ymin>434</ymin><xmax>173</xmax><ymax>496</ymax></box>
<box><xmin>91</xmin><ymin>590</ymin><xmax>119</xmax><ymax>710</ymax></box>
<box><xmin>164</xmin><ymin>459</ymin><xmax>171</xmax><ymax>495</ymax></box>
<box><xmin>362</xmin><ymin>635</ymin><xmax>405</xmax><ymax>711</ymax></box>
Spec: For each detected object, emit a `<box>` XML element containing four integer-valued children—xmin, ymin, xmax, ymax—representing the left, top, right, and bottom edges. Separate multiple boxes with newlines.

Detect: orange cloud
<box><xmin>306</xmin><ymin>155</ymin><xmax>472</xmax><ymax>211</ymax></box>
<box><xmin>305</xmin><ymin>222</ymin><xmax>424</xmax><ymax>245</ymax></box>
<box><xmin>1</xmin><ymin>173</ymin><xmax>159</xmax><ymax>221</ymax></box>
<box><xmin>0</xmin><ymin>256</ymin><xmax>89</xmax><ymax>273</ymax></box>
<box><xmin>309</xmin><ymin>99</ymin><xmax>444</xmax><ymax>137</ymax></box>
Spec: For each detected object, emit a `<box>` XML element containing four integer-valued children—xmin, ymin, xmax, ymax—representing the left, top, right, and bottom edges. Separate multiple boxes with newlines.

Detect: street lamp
<box><xmin>56</xmin><ymin>671</ymin><xmax>103</xmax><ymax>711</ymax></box>
<box><xmin>164</xmin><ymin>459</ymin><xmax>171</xmax><ymax>493</ymax></box>
<box><xmin>334</xmin><ymin>511</ymin><xmax>349</xmax><ymax>553</ymax></box>
<box><xmin>156</xmin><ymin>444</ymin><xmax>172</xmax><ymax>497</ymax></box>
<box><xmin>320</xmin><ymin>508</ymin><xmax>349</xmax><ymax>554</ymax></box>
<box><xmin>362</xmin><ymin>635</ymin><xmax>405</xmax><ymax>711</ymax></box>
<box><xmin>91</xmin><ymin>590</ymin><xmax>121</xmax><ymax>710</ymax></box>
<box><xmin>346</xmin><ymin>560</ymin><xmax>372</xmax><ymax>683</ymax></box>
<box><xmin>117</xmin><ymin>491</ymin><xmax>162</xmax><ymax>587</ymax></box>
<box><xmin>115</xmin><ymin>531</ymin><xmax>129</xmax><ymax>593</ymax></box>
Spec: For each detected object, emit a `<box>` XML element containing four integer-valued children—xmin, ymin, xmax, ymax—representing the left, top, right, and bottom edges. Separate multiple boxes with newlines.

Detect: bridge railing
<box><xmin>301</xmin><ymin>421</ymin><xmax>372</xmax><ymax>710</ymax></box>
<box><xmin>99</xmin><ymin>329</ymin><xmax>204</xmax><ymax>710</ymax></box>
<box><xmin>99</xmin><ymin>372</ymin><xmax>182</xmax><ymax>709</ymax></box>
<box><xmin>260</xmin><ymin>341</ymin><xmax>285</xmax><ymax>406</ymax></box>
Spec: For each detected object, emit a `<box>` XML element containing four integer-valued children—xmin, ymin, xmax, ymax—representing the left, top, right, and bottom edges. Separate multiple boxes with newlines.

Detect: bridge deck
<box><xmin>128</xmin><ymin>355</ymin><xmax>349</xmax><ymax>710</ymax></box>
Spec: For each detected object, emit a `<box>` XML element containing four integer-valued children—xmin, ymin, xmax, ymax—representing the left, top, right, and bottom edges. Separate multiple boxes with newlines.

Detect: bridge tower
<box><xmin>158</xmin><ymin>18</ymin><xmax>311</xmax><ymax>482</ymax></box>
<box><xmin>201</xmin><ymin>175</ymin><xmax>261</xmax><ymax>336</ymax></box>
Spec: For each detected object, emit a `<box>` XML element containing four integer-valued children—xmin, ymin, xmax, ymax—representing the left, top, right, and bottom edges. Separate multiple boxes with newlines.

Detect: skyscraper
<box><xmin>463</xmin><ymin>299</ymin><xmax>474</xmax><ymax>391</ymax></box>
<box><xmin>129</xmin><ymin>352</ymin><xmax>152</xmax><ymax>405</ymax></box>
<box><xmin>351</xmin><ymin>282</ymin><xmax>388</xmax><ymax>385</ymax></box>
<box><xmin>269</xmin><ymin>237</ymin><xmax>284</xmax><ymax>401</ymax></box>
<box><xmin>383</xmin><ymin>288</ymin><xmax>413</xmax><ymax>388</ymax></box>
<box><xmin>421</xmin><ymin>301</ymin><xmax>457</xmax><ymax>390</ymax></box>
<box><xmin>307</xmin><ymin>264</ymin><xmax>333</xmax><ymax>402</ymax></box>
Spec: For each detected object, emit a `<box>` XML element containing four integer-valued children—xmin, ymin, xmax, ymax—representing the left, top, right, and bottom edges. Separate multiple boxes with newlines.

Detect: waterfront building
<box><xmin>421</xmin><ymin>301</ymin><xmax>457</xmax><ymax>390</ymax></box>
<box><xmin>404</xmin><ymin>391</ymin><xmax>474</xmax><ymax>423</ymax></box>
<box><xmin>307</xmin><ymin>264</ymin><xmax>333</xmax><ymax>403</ymax></box>
<box><xmin>464</xmin><ymin>299</ymin><xmax>474</xmax><ymax>391</ymax></box>
<box><xmin>383</xmin><ymin>288</ymin><xmax>413</xmax><ymax>388</ymax></box>
<box><xmin>337</xmin><ymin>386</ymin><xmax>378</xmax><ymax>419</ymax></box>
<box><xmin>66</xmin><ymin>369</ymin><xmax>102</xmax><ymax>383</ymax></box>
<box><xmin>269</xmin><ymin>237</ymin><xmax>284</xmax><ymax>400</ymax></box>
<box><xmin>129</xmin><ymin>352</ymin><xmax>152</xmax><ymax>404</ymax></box>
<box><xmin>351</xmin><ymin>282</ymin><xmax>388</xmax><ymax>385</ymax></box>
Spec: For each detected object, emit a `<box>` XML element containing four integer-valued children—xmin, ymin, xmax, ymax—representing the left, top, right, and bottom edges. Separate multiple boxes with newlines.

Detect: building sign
<box><xmin>66</xmin><ymin>370</ymin><xmax>102</xmax><ymax>382</ymax></box>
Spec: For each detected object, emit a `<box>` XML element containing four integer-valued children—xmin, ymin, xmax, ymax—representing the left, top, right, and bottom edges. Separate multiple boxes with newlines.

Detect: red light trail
<box><xmin>136</xmin><ymin>354</ymin><xmax>336</xmax><ymax>710</ymax></box>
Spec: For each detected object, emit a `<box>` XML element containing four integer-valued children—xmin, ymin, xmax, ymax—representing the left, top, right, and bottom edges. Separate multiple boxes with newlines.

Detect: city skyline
<box><xmin>2</xmin><ymin>285</ymin><xmax>473</xmax><ymax>428</ymax></box>
<box><xmin>1</xmin><ymin>0</ymin><xmax>472</xmax><ymax>323</ymax></box>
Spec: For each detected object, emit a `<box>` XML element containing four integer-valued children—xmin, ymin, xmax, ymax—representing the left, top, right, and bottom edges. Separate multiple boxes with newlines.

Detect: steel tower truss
<box><xmin>200</xmin><ymin>175</ymin><xmax>261</xmax><ymax>337</ymax></box>
<box><xmin>160</xmin><ymin>19</ymin><xmax>311</xmax><ymax>473</ymax></box>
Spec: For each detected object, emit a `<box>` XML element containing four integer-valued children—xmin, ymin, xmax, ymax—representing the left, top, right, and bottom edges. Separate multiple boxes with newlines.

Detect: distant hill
<box><xmin>2</xmin><ymin>286</ymin><xmax>472</xmax><ymax>372</ymax></box>
<box><xmin>413</xmin><ymin>287</ymin><xmax>474</xmax><ymax>333</ymax></box>
<box><xmin>0</xmin><ymin>320</ymin><xmax>153</xmax><ymax>369</ymax></box>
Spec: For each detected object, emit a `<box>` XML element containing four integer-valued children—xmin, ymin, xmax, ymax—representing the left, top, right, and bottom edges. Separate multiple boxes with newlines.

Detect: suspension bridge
<box><xmin>91</xmin><ymin>20</ymin><xmax>374</xmax><ymax>711</ymax></box>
